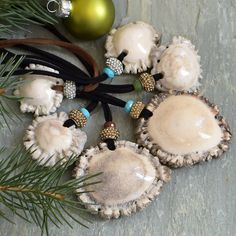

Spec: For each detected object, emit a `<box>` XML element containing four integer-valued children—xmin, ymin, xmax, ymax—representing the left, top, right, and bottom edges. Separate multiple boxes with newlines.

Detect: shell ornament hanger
<box><xmin>75</xmin><ymin>140</ymin><xmax>171</xmax><ymax>219</ymax></box>
<box><xmin>105</xmin><ymin>21</ymin><xmax>161</xmax><ymax>74</ymax></box>
<box><xmin>1</xmin><ymin>21</ymin><xmax>231</xmax><ymax>219</ymax></box>
<box><xmin>151</xmin><ymin>36</ymin><xmax>202</xmax><ymax>92</ymax></box>
<box><xmin>136</xmin><ymin>92</ymin><xmax>231</xmax><ymax>168</ymax></box>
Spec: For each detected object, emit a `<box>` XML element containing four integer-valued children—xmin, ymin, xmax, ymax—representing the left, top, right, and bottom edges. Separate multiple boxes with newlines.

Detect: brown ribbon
<box><xmin>0</xmin><ymin>38</ymin><xmax>100</xmax><ymax>91</ymax></box>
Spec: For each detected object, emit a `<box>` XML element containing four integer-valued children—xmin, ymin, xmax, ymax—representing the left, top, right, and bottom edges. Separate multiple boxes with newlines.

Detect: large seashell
<box><xmin>74</xmin><ymin>141</ymin><xmax>171</xmax><ymax>219</ymax></box>
<box><xmin>151</xmin><ymin>36</ymin><xmax>201</xmax><ymax>92</ymax></box>
<box><xmin>14</xmin><ymin>64</ymin><xmax>64</xmax><ymax>116</ymax></box>
<box><xmin>136</xmin><ymin>93</ymin><xmax>231</xmax><ymax>168</ymax></box>
<box><xmin>24</xmin><ymin>112</ymin><xmax>87</xmax><ymax>167</ymax></box>
<box><xmin>105</xmin><ymin>21</ymin><xmax>160</xmax><ymax>74</ymax></box>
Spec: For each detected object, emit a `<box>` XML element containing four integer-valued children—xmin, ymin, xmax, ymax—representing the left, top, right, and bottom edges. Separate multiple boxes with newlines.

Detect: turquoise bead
<box><xmin>80</xmin><ymin>108</ymin><xmax>90</xmax><ymax>119</ymax></box>
<box><xmin>103</xmin><ymin>67</ymin><xmax>115</xmax><ymax>79</ymax></box>
<box><xmin>124</xmin><ymin>100</ymin><xmax>134</xmax><ymax>113</ymax></box>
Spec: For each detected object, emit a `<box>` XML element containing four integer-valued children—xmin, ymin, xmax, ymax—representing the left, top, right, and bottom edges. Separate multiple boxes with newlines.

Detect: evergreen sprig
<box><xmin>0</xmin><ymin>54</ymin><xmax>98</xmax><ymax>235</ymax></box>
<box><xmin>0</xmin><ymin>53</ymin><xmax>24</xmax><ymax>130</ymax></box>
<box><xmin>0</xmin><ymin>147</ymin><xmax>99</xmax><ymax>235</ymax></box>
<box><xmin>0</xmin><ymin>0</ymin><xmax>57</xmax><ymax>34</ymax></box>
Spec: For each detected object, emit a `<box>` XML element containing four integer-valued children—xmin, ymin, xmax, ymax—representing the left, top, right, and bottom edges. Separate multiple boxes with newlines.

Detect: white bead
<box><xmin>106</xmin><ymin>57</ymin><xmax>123</xmax><ymax>75</ymax></box>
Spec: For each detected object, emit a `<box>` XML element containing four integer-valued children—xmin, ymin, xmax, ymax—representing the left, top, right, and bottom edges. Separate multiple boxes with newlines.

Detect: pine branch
<box><xmin>0</xmin><ymin>186</ymin><xmax>65</xmax><ymax>201</ymax></box>
<box><xmin>0</xmin><ymin>53</ymin><xmax>24</xmax><ymax>130</ymax></box>
<box><xmin>0</xmin><ymin>147</ymin><xmax>98</xmax><ymax>235</ymax></box>
<box><xmin>0</xmin><ymin>0</ymin><xmax>58</xmax><ymax>34</ymax></box>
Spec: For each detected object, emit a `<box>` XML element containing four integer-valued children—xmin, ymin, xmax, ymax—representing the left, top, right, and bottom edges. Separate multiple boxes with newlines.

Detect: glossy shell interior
<box><xmin>105</xmin><ymin>21</ymin><xmax>160</xmax><ymax>74</ymax></box>
<box><xmin>151</xmin><ymin>36</ymin><xmax>201</xmax><ymax>92</ymax></box>
<box><xmin>136</xmin><ymin>93</ymin><xmax>231</xmax><ymax>168</ymax></box>
<box><xmin>24</xmin><ymin>112</ymin><xmax>87</xmax><ymax>167</ymax></box>
<box><xmin>74</xmin><ymin>141</ymin><xmax>171</xmax><ymax>219</ymax></box>
<box><xmin>14</xmin><ymin>64</ymin><xmax>63</xmax><ymax>116</ymax></box>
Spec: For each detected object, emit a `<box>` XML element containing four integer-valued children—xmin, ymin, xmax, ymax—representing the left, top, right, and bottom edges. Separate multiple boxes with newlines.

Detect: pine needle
<box><xmin>0</xmin><ymin>147</ymin><xmax>97</xmax><ymax>235</ymax></box>
<box><xmin>0</xmin><ymin>53</ymin><xmax>24</xmax><ymax>130</ymax></box>
<box><xmin>0</xmin><ymin>0</ymin><xmax>57</xmax><ymax>34</ymax></box>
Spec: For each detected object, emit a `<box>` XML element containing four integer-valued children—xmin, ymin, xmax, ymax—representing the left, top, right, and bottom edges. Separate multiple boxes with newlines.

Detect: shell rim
<box><xmin>136</xmin><ymin>92</ymin><xmax>232</xmax><ymax>168</ymax></box>
<box><xmin>105</xmin><ymin>21</ymin><xmax>161</xmax><ymax>74</ymax></box>
<box><xmin>151</xmin><ymin>36</ymin><xmax>202</xmax><ymax>92</ymax></box>
<box><xmin>24</xmin><ymin>112</ymin><xmax>87</xmax><ymax>167</ymax></box>
<box><xmin>14</xmin><ymin>67</ymin><xmax>64</xmax><ymax>116</ymax></box>
<box><xmin>74</xmin><ymin>140</ymin><xmax>171</xmax><ymax>219</ymax></box>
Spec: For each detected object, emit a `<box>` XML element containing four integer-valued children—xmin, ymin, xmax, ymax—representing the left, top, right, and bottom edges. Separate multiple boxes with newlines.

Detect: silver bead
<box><xmin>47</xmin><ymin>0</ymin><xmax>72</xmax><ymax>18</ymax></box>
<box><xmin>106</xmin><ymin>57</ymin><xmax>124</xmax><ymax>75</ymax></box>
<box><xmin>64</xmin><ymin>80</ymin><xmax>76</xmax><ymax>99</ymax></box>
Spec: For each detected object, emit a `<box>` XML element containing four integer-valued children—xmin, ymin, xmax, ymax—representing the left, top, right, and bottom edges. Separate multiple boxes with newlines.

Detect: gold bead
<box><xmin>100</xmin><ymin>127</ymin><xmax>120</xmax><ymax>141</ymax></box>
<box><xmin>130</xmin><ymin>101</ymin><xmax>145</xmax><ymax>119</ymax></box>
<box><xmin>139</xmin><ymin>73</ymin><xmax>155</xmax><ymax>92</ymax></box>
<box><xmin>69</xmin><ymin>110</ymin><xmax>87</xmax><ymax>128</ymax></box>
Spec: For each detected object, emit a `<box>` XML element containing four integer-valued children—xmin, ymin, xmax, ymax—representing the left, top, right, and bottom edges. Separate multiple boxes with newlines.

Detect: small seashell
<box><xmin>136</xmin><ymin>93</ymin><xmax>231</xmax><ymax>168</ymax></box>
<box><xmin>24</xmin><ymin>112</ymin><xmax>87</xmax><ymax>167</ymax></box>
<box><xmin>151</xmin><ymin>36</ymin><xmax>202</xmax><ymax>92</ymax></box>
<box><xmin>74</xmin><ymin>141</ymin><xmax>171</xmax><ymax>219</ymax></box>
<box><xmin>14</xmin><ymin>64</ymin><xmax>63</xmax><ymax>116</ymax></box>
<box><xmin>105</xmin><ymin>21</ymin><xmax>160</xmax><ymax>74</ymax></box>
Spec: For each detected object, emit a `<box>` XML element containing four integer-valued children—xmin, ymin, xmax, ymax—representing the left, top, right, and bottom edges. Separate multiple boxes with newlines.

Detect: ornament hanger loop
<box><xmin>47</xmin><ymin>0</ymin><xmax>60</xmax><ymax>13</ymax></box>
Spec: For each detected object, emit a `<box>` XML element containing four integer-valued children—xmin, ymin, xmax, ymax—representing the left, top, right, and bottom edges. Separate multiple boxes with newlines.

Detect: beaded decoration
<box><xmin>0</xmin><ymin>21</ymin><xmax>231</xmax><ymax>220</ymax></box>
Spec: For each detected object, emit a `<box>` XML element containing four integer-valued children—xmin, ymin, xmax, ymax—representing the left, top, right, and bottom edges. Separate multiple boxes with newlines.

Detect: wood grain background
<box><xmin>0</xmin><ymin>0</ymin><xmax>235</xmax><ymax>235</ymax></box>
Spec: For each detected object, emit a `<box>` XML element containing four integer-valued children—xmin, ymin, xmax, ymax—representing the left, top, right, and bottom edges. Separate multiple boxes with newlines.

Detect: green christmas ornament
<box><xmin>47</xmin><ymin>0</ymin><xmax>115</xmax><ymax>40</ymax></box>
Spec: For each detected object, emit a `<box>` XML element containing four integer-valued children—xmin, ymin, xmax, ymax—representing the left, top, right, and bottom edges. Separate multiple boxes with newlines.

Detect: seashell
<box><xmin>136</xmin><ymin>93</ymin><xmax>231</xmax><ymax>168</ymax></box>
<box><xmin>151</xmin><ymin>36</ymin><xmax>201</xmax><ymax>92</ymax></box>
<box><xmin>105</xmin><ymin>21</ymin><xmax>160</xmax><ymax>74</ymax></box>
<box><xmin>74</xmin><ymin>141</ymin><xmax>171</xmax><ymax>219</ymax></box>
<box><xmin>24</xmin><ymin>112</ymin><xmax>87</xmax><ymax>167</ymax></box>
<box><xmin>14</xmin><ymin>64</ymin><xmax>64</xmax><ymax>116</ymax></box>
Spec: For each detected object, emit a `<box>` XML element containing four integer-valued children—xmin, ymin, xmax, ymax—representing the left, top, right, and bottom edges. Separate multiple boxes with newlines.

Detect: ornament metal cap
<box><xmin>47</xmin><ymin>0</ymin><xmax>72</xmax><ymax>18</ymax></box>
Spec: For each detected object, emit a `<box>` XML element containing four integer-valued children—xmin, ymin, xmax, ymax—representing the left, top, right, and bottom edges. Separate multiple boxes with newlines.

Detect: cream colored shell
<box><xmin>151</xmin><ymin>36</ymin><xmax>201</xmax><ymax>92</ymax></box>
<box><xmin>24</xmin><ymin>112</ymin><xmax>87</xmax><ymax>167</ymax></box>
<box><xmin>74</xmin><ymin>141</ymin><xmax>171</xmax><ymax>219</ymax></box>
<box><xmin>136</xmin><ymin>93</ymin><xmax>231</xmax><ymax>168</ymax></box>
<box><xmin>105</xmin><ymin>21</ymin><xmax>160</xmax><ymax>74</ymax></box>
<box><xmin>14</xmin><ymin>64</ymin><xmax>63</xmax><ymax>116</ymax></box>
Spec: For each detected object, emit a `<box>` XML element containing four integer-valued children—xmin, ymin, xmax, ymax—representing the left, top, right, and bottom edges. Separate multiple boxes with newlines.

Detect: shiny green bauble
<box><xmin>64</xmin><ymin>0</ymin><xmax>115</xmax><ymax>40</ymax></box>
